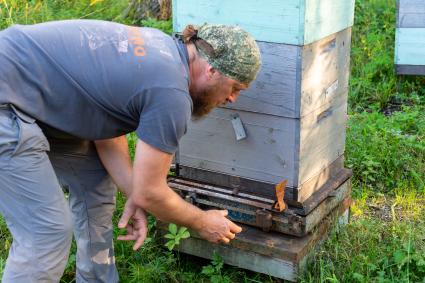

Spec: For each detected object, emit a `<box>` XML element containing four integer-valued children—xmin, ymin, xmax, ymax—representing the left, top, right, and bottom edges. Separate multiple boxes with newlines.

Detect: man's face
<box><xmin>192</xmin><ymin>74</ymin><xmax>248</xmax><ymax>118</ymax></box>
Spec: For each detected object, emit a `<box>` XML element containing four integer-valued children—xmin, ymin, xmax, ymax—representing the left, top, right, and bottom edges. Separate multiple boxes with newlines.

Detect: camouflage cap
<box><xmin>195</xmin><ymin>24</ymin><xmax>261</xmax><ymax>84</ymax></box>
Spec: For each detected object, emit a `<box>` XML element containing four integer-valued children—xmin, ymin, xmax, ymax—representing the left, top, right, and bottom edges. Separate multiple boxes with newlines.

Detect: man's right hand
<box><xmin>197</xmin><ymin>210</ymin><xmax>242</xmax><ymax>243</ymax></box>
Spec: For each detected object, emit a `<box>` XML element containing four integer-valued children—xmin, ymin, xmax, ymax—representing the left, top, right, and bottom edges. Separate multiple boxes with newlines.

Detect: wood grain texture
<box><xmin>223</xmin><ymin>42</ymin><xmax>300</xmax><ymax>117</ymax></box>
<box><xmin>176</xmin><ymin>236</ymin><xmax>299</xmax><ymax>282</ymax></box>
<box><xmin>178</xmin><ymin>94</ymin><xmax>347</xmax><ymax>191</ymax></box>
<box><xmin>173</xmin><ymin>0</ymin><xmax>354</xmax><ymax>45</ymax></box>
<box><xmin>299</xmin><ymin>28</ymin><xmax>351</xmax><ymax>117</ymax></box>
<box><xmin>224</xmin><ymin>28</ymin><xmax>351</xmax><ymax>118</ymax></box>
<box><xmin>179</xmin><ymin>107</ymin><xmax>298</xmax><ymax>186</ymax></box>
<box><xmin>298</xmin><ymin>96</ymin><xmax>347</xmax><ymax>185</ymax></box>
<box><xmin>291</xmin><ymin>164</ymin><xmax>350</xmax><ymax>212</ymax></box>
<box><xmin>304</xmin><ymin>179</ymin><xmax>350</xmax><ymax>232</ymax></box>
<box><xmin>397</xmin><ymin>0</ymin><xmax>425</xmax><ymax>28</ymax></box>
<box><xmin>395</xmin><ymin>28</ymin><xmax>425</xmax><ymax>66</ymax></box>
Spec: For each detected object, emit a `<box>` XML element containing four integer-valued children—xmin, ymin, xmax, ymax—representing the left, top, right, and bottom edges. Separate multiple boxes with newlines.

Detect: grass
<box><xmin>0</xmin><ymin>0</ymin><xmax>424</xmax><ymax>282</ymax></box>
<box><xmin>349</xmin><ymin>0</ymin><xmax>425</xmax><ymax>112</ymax></box>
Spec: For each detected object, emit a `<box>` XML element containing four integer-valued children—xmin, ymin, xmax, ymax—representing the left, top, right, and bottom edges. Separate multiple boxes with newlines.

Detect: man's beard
<box><xmin>191</xmin><ymin>85</ymin><xmax>220</xmax><ymax>119</ymax></box>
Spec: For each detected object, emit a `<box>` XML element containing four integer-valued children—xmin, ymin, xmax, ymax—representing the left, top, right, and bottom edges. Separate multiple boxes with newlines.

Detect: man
<box><xmin>0</xmin><ymin>19</ymin><xmax>261</xmax><ymax>282</ymax></box>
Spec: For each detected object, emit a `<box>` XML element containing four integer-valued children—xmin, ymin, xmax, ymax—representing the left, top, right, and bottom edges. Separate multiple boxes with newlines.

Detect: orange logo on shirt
<box><xmin>127</xmin><ymin>26</ymin><xmax>146</xmax><ymax>58</ymax></box>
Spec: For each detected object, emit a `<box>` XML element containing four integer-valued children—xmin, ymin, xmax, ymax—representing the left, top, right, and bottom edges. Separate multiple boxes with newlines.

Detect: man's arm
<box><xmin>119</xmin><ymin>139</ymin><xmax>242</xmax><ymax>244</ymax></box>
<box><xmin>94</xmin><ymin>136</ymin><xmax>148</xmax><ymax>250</ymax></box>
<box><xmin>94</xmin><ymin>135</ymin><xmax>132</xmax><ymax>196</ymax></box>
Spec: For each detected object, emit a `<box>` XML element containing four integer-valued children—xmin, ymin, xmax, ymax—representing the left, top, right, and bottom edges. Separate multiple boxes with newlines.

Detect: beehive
<box><xmin>177</xmin><ymin>29</ymin><xmax>351</xmax><ymax>204</ymax></box>
<box><xmin>171</xmin><ymin>1</ymin><xmax>355</xmax><ymax>279</ymax></box>
<box><xmin>175</xmin><ymin>0</ymin><xmax>354</xmax><ymax>205</ymax></box>
<box><xmin>395</xmin><ymin>0</ymin><xmax>425</xmax><ymax>75</ymax></box>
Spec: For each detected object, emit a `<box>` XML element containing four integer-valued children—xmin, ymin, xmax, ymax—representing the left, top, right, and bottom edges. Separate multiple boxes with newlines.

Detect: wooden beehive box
<box><xmin>175</xmin><ymin>0</ymin><xmax>354</xmax><ymax>205</ymax></box>
<box><xmin>395</xmin><ymin>0</ymin><xmax>425</xmax><ymax>75</ymax></box>
<box><xmin>173</xmin><ymin>0</ymin><xmax>355</xmax><ymax>45</ymax></box>
<box><xmin>177</xmin><ymin>29</ymin><xmax>351</xmax><ymax>204</ymax></box>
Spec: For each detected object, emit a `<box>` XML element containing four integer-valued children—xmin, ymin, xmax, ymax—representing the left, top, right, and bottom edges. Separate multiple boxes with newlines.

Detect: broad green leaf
<box><xmin>165</xmin><ymin>240</ymin><xmax>175</xmax><ymax>251</ymax></box>
<box><xmin>168</xmin><ymin>223</ymin><xmax>177</xmax><ymax>235</ymax></box>
<box><xmin>164</xmin><ymin>233</ymin><xmax>175</xmax><ymax>239</ymax></box>
<box><xmin>178</xmin><ymin>227</ymin><xmax>188</xmax><ymax>234</ymax></box>
<box><xmin>181</xmin><ymin>230</ymin><xmax>190</xmax><ymax>239</ymax></box>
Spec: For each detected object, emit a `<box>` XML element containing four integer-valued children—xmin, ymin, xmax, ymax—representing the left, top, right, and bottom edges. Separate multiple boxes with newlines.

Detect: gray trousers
<box><xmin>0</xmin><ymin>105</ymin><xmax>119</xmax><ymax>283</ymax></box>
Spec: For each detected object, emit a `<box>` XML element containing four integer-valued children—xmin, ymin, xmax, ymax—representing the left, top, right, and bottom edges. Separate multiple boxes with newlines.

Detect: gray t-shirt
<box><xmin>0</xmin><ymin>20</ymin><xmax>192</xmax><ymax>153</ymax></box>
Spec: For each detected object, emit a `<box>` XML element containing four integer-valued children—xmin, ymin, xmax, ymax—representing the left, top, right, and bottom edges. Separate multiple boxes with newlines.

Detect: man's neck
<box><xmin>186</xmin><ymin>43</ymin><xmax>200</xmax><ymax>97</ymax></box>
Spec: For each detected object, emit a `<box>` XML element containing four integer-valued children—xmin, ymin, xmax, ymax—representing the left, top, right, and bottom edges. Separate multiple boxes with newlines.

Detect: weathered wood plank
<box><xmin>292</xmin><ymin>166</ymin><xmax>351</xmax><ymax>214</ymax></box>
<box><xmin>300</xmin><ymin>28</ymin><xmax>351</xmax><ymax>117</ymax></box>
<box><xmin>294</xmin><ymin>155</ymin><xmax>345</xmax><ymax>205</ymax></box>
<box><xmin>179</xmin><ymin>107</ymin><xmax>298</xmax><ymax>186</ymax></box>
<box><xmin>177</xmin><ymin>236</ymin><xmax>299</xmax><ymax>282</ymax></box>
<box><xmin>395</xmin><ymin>28</ymin><xmax>425</xmax><ymax>66</ymax></box>
<box><xmin>224</xmin><ymin>28</ymin><xmax>351</xmax><ymax>118</ymax></box>
<box><xmin>298</xmin><ymin>96</ymin><xmax>347</xmax><ymax>186</ymax></box>
<box><xmin>304</xmin><ymin>180</ymin><xmax>351</xmax><ymax>232</ymax></box>
<box><xmin>173</xmin><ymin>0</ymin><xmax>355</xmax><ymax>45</ymax></box>
<box><xmin>223</xmin><ymin>42</ymin><xmax>300</xmax><ymax>118</ymax></box>
<box><xmin>397</xmin><ymin>0</ymin><xmax>425</xmax><ymax>28</ymax></box>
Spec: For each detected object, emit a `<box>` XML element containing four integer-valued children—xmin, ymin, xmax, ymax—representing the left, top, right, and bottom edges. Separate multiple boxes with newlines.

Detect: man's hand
<box><xmin>197</xmin><ymin>210</ymin><xmax>242</xmax><ymax>244</ymax></box>
<box><xmin>118</xmin><ymin>197</ymin><xmax>148</xmax><ymax>250</ymax></box>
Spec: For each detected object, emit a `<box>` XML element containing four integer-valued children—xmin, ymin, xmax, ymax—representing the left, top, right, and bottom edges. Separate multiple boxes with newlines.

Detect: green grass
<box><xmin>0</xmin><ymin>0</ymin><xmax>424</xmax><ymax>282</ymax></box>
<box><xmin>346</xmin><ymin>106</ymin><xmax>424</xmax><ymax>195</ymax></box>
<box><xmin>349</xmin><ymin>0</ymin><xmax>425</xmax><ymax>112</ymax></box>
<box><xmin>302</xmin><ymin>193</ymin><xmax>425</xmax><ymax>283</ymax></box>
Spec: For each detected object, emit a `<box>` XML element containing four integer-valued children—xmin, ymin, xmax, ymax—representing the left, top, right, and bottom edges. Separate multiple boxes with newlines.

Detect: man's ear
<box><xmin>205</xmin><ymin>65</ymin><xmax>217</xmax><ymax>80</ymax></box>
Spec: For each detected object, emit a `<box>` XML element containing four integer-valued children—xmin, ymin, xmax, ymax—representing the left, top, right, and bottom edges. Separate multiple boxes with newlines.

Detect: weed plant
<box><xmin>0</xmin><ymin>0</ymin><xmax>424</xmax><ymax>282</ymax></box>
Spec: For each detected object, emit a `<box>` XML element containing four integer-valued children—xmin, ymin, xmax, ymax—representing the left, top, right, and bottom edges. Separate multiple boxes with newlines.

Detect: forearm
<box><xmin>130</xmin><ymin>139</ymin><xmax>205</xmax><ymax>230</ymax></box>
<box><xmin>133</xmin><ymin>181</ymin><xmax>205</xmax><ymax>231</ymax></box>
<box><xmin>95</xmin><ymin>135</ymin><xmax>133</xmax><ymax>196</ymax></box>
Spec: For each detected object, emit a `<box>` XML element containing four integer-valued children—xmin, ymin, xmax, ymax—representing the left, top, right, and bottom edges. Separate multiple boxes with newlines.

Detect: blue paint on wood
<box><xmin>395</xmin><ymin>28</ymin><xmax>425</xmax><ymax>65</ymax></box>
<box><xmin>304</xmin><ymin>0</ymin><xmax>355</xmax><ymax>44</ymax></box>
<box><xmin>397</xmin><ymin>0</ymin><xmax>425</xmax><ymax>28</ymax></box>
<box><xmin>228</xmin><ymin>210</ymin><xmax>255</xmax><ymax>223</ymax></box>
<box><xmin>173</xmin><ymin>0</ymin><xmax>355</xmax><ymax>45</ymax></box>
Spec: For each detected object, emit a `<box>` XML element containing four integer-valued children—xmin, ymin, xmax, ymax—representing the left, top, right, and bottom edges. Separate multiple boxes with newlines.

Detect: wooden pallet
<box><xmin>158</xmin><ymin>190</ymin><xmax>351</xmax><ymax>282</ymax></box>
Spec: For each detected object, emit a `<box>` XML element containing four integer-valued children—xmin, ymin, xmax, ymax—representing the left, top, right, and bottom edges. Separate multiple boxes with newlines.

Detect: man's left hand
<box><xmin>117</xmin><ymin>198</ymin><xmax>148</xmax><ymax>250</ymax></box>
